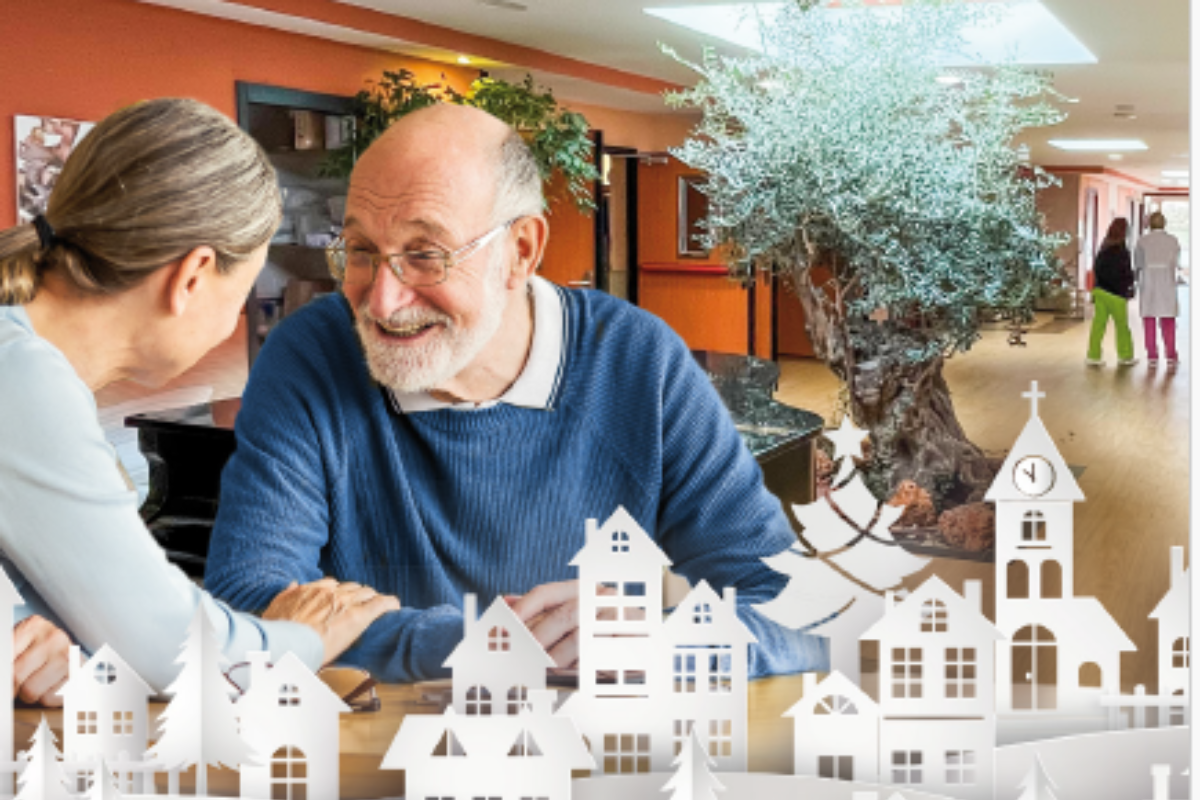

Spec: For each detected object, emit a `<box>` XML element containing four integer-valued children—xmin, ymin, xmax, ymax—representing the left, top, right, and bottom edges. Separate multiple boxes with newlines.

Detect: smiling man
<box><xmin>204</xmin><ymin>104</ymin><xmax>826</xmax><ymax>682</ymax></box>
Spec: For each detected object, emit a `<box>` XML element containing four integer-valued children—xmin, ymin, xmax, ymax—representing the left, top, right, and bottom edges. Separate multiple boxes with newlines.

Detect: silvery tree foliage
<box><xmin>667</xmin><ymin>0</ymin><xmax>1069</xmax><ymax>501</ymax></box>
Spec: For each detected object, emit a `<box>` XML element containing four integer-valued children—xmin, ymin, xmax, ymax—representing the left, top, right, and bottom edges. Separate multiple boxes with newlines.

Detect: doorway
<box><xmin>1012</xmin><ymin>625</ymin><xmax>1057</xmax><ymax>710</ymax></box>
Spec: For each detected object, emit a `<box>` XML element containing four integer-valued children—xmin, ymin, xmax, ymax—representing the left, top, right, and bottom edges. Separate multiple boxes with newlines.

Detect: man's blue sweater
<box><xmin>205</xmin><ymin>287</ymin><xmax>826</xmax><ymax>681</ymax></box>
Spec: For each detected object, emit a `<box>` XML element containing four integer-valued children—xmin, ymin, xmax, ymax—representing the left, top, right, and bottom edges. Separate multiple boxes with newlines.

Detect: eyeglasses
<box><xmin>223</xmin><ymin>662</ymin><xmax>381</xmax><ymax>713</ymax></box>
<box><xmin>326</xmin><ymin>219</ymin><xmax>518</xmax><ymax>287</ymax></box>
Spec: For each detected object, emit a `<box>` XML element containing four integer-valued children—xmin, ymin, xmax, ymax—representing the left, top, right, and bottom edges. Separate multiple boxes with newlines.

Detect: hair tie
<box><xmin>32</xmin><ymin>215</ymin><xmax>56</xmax><ymax>250</ymax></box>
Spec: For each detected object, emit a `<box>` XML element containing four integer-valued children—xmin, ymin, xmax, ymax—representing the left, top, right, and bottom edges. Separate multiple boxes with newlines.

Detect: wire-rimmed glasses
<box><xmin>326</xmin><ymin>218</ymin><xmax>518</xmax><ymax>287</ymax></box>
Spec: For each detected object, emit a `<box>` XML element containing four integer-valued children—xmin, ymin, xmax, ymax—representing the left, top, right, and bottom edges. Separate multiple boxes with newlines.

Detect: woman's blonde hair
<box><xmin>0</xmin><ymin>98</ymin><xmax>281</xmax><ymax>305</ymax></box>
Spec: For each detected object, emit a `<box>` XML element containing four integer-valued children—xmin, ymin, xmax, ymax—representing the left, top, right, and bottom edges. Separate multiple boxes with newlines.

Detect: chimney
<box><xmin>1170</xmin><ymin>547</ymin><xmax>1185</xmax><ymax>589</ymax></box>
<box><xmin>802</xmin><ymin>672</ymin><xmax>818</xmax><ymax>697</ymax></box>
<box><xmin>1151</xmin><ymin>764</ymin><xmax>1171</xmax><ymax>800</ymax></box>
<box><xmin>247</xmin><ymin>651</ymin><xmax>271</xmax><ymax>693</ymax></box>
<box><xmin>528</xmin><ymin>688</ymin><xmax>557</xmax><ymax>716</ymax></box>
<box><xmin>586</xmin><ymin>517</ymin><xmax>598</xmax><ymax>547</ymax></box>
<box><xmin>723</xmin><ymin>586</ymin><xmax>737</xmax><ymax>606</ymax></box>
<box><xmin>884</xmin><ymin>590</ymin><xmax>896</xmax><ymax>614</ymax></box>
<box><xmin>68</xmin><ymin>645</ymin><xmax>82</xmax><ymax>684</ymax></box>
<box><xmin>463</xmin><ymin>594</ymin><xmax>478</xmax><ymax>640</ymax></box>
<box><xmin>964</xmin><ymin>581</ymin><xmax>983</xmax><ymax>613</ymax></box>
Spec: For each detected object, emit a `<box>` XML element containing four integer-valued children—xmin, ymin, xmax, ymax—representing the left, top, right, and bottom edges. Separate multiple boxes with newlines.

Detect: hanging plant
<box><xmin>322</xmin><ymin>70</ymin><xmax>597</xmax><ymax>212</ymax></box>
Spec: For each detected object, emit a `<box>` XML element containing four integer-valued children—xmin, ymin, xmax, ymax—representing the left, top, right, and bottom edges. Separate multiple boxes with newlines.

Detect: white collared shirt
<box><xmin>387</xmin><ymin>275</ymin><xmax>567</xmax><ymax>413</ymax></box>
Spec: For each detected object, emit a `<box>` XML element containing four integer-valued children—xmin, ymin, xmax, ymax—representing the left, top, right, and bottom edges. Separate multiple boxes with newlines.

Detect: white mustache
<box><xmin>360</xmin><ymin>305</ymin><xmax>452</xmax><ymax>330</ymax></box>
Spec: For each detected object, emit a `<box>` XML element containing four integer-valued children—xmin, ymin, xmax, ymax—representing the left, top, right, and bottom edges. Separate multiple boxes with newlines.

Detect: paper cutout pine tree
<box><xmin>15</xmin><ymin>717</ymin><xmax>73</xmax><ymax>800</ymax></box>
<box><xmin>754</xmin><ymin>417</ymin><xmax>929</xmax><ymax>682</ymax></box>
<box><xmin>83</xmin><ymin>758</ymin><xmax>123</xmax><ymax>800</ymax></box>
<box><xmin>1015</xmin><ymin>755</ymin><xmax>1062</xmax><ymax>800</ymax></box>
<box><xmin>662</xmin><ymin>728</ymin><xmax>724</xmax><ymax>800</ymax></box>
<box><xmin>147</xmin><ymin>603</ymin><xmax>257</xmax><ymax>796</ymax></box>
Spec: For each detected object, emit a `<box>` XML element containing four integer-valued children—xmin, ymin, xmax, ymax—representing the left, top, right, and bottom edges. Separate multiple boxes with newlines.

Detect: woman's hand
<box><xmin>13</xmin><ymin>616</ymin><xmax>72</xmax><ymax>707</ymax></box>
<box><xmin>262</xmin><ymin>578</ymin><xmax>400</xmax><ymax>665</ymax></box>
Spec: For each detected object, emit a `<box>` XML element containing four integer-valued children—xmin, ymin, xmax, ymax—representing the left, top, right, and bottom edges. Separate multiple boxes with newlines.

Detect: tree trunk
<box><xmin>789</xmin><ymin>260</ymin><xmax>997</xmax><ymax>504</ymax></box>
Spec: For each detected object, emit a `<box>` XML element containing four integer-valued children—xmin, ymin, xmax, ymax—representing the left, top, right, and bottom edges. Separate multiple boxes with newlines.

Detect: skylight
<box><xmin>644</xmin><ymin>0</ymin><xmax>1097</xmax><ymax>66</ymax></box>
<box><xmin>1048</xmin><ymin>140</ymin><xmax>1149</xmax><ymax>152</ymax></box>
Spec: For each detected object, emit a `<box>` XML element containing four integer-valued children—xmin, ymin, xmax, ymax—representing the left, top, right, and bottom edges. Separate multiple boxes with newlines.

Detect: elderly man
<box><xmin>205</xmin><ymin>104</ymin><xmax>825</xmax><ymax>682</ymax></box>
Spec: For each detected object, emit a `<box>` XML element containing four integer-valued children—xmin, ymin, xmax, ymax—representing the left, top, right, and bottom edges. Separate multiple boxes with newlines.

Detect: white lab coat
<box><xmin>1134</xmin><ymin>230</ymin><xmax>1181</xmax><ymax>318</ymax></box>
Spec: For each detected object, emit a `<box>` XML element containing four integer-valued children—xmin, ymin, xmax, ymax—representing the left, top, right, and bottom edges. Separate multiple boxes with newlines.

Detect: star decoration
<box><xmin>823</xmin><ymin>416</ymin><xmax>868</xmax><ymax>464</ymax></box>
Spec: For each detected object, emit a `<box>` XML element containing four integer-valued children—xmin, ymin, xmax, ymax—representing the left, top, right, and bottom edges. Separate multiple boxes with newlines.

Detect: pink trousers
<box><xmin>1143</xmin><ymin>317</ymin><xmax>1177</xmax><ymax>361</ymax></box>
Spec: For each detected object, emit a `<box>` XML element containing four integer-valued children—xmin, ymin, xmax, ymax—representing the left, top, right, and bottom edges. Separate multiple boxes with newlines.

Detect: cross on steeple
<box><xmin>1022</xmin><ymin>380</ymin><xmax>1046</xmax><ymax>418</ymax></box>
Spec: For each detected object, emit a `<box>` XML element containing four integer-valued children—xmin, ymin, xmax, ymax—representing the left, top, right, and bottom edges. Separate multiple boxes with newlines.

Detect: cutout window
<box><xmin>507</xmin><ymin>730</ymin><xmax>543</xmax><ymax>757</ymax></box>
<box><xmin>1022</xmin><ymin>511</ymin><xmax>1047</xmax><ymax>541</ymax></box>
<box><xmin>603</xmin><ymin>734</ymin><xmax>650</xmax><ymax>774</ymax></box>
<box><xmin>891</xmin><ymin>750</ymin><xmax>923</xmax><ymax>785</ymax></box>
<box><xmin>466</xmin><ymin>685</ymin><xmax>491</xmax><ymax>715</ymax></box>
<box><xmin>673</xmin><ymin>652</ymin><xmax>697</xmax><ymax>693</ymax></box>
<box><xmin>76</xmin><ymin>711</ymin><xmax>97</xmax><ymax>735</ymax></box>
<box><xmin>1173</xmin><ymin>637</ymin><xmax>1190</xmax><ymax>668</ymax></box>
<box><xmin>709</xmin><ymin>648</ymin><xmax>733</xmax><ymax>693</ymax></box>
<box><xmin>945</xmin><ymin>648</ymin><xmax>977</xmax><ymax>699</ymax></box>
<box><xmin>892</xmin><ymin>648</ymin><xmax>923</xmax><ymax>699</ymax></box>
<box><xmin>278</xmin><ymin>684</ymin><xmax>300</xmax><ymax>707</ymax></box>
<box><xmin>507</xmin><ymin>685</ymin><xmax>529</xmax><ymax>715</ymax></box>
<box><xmin>818</xmin><ymin>755</ymin><xmax>854</xmax><ymax>780</ymax></box>
<box><xmin>920</xmin><ymin>600</ymin><xmax>947</xmax><ymax>633</ymax></box>
<box><xmin>672</xmin><ymin>720</ymin><xmax>695</xmax><ymax>756</ymax></box>
<box><xmin>708</xmin><ymin>719</ymin><xmax>732</xmax><ymax>759</ymax></box>
<box><xmin>693</xmin><ymin>603</ymin><xmax>713</xmax><ymax>624</ymax></box>
<box><xmin>112</xmin><ymin>711</ymin><xmax>133</xmax><ymax>736</ymax></box>
<box><xmin>270</xmin><ymin>746</ymin><xmax>306</xmax><ymax>800</ymax></box>
<box><xmin>946</xmin><ymin>750</ymin><xmax>976</xmax><ymax>785</ymax></box>
<box><xmin>611</xmin><ymin>531</ymin><xmax>630</xmax><ymax>553</ymax></box>
<box><xmin>94</xmin><ymin>662</ymin><xmax>116</xmax><ymax>685</ymax></box>
<box><xmin>432</xmin><ymin>729</ymin><xmax>466</xmax><ymax>757</ymax></box>
<box><xmin>814</xmin><ymin>695</ymin><xmax>858</xmax><ymax>715</ymax></box>
<box><xmin>488</xmin><ymin>627</ymin><xmax>510</xmax><ymax>652</ymax></box>
<box><xmin>623</xmin><ymin>582</ymin><xmax>647</xmax><ymax>597</ymax></box>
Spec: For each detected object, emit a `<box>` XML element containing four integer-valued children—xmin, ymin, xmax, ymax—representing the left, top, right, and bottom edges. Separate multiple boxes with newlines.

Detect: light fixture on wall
<box><xmin>457</xmin><ymin>56</ymin><xmax>472</xmax><ymax>64</ymax></box>
<box><xmin>1049</xmin><ymin>139</ymin><xmax>1148</xmax><ymax>152</ymax></box>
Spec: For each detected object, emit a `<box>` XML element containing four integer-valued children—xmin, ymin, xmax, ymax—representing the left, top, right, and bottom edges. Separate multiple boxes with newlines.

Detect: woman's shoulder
<box><xmin>0</xmin><ymin>308</ymin><xmax>96</xmax><ymax>427</ymax></box>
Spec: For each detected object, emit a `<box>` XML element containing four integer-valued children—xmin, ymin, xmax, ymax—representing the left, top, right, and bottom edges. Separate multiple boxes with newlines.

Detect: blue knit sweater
<box><xmin>205</xmin><ymin>288</ymin><xmax>827</xmax><ymax>682</ymax></box>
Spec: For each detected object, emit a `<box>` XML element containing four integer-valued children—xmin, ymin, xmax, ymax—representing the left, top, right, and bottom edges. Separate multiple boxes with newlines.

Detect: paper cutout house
<box><xmin>60</xmin><ymin>645</ymin><xmax>153</xmax><ymax>794</ymax></box>
<box><xmin>236</xmin><ymin>651</ymin><xmax>350</xmax><ymax>800</ymax></box>
<box><xmin>784</xmin><ymin>670</ymin><xmax>880</xmax><ymax>782</ymax></box>
<box><xmin>860</xmin><ymin>577</ymin><xmax>1000</xmax><ymax>800</ymax></box>
<box><xmin>445</xmin><ymin>595</ymin><xmax>554</xmax><ymax>716</ymax></box>
<box><xmin>986</xmin><ymin>383</ymin><xmax>1135</xmax><ymax>720</ymax></box>
<box><xmin>1149</xmin><ymin>547</ymin><xmax>1189</xmax><ymax>724</ymax></box>
<box><xmin>557</xmin><ymin>508</ymin><xmax>755</xmax><ymax>775</ymax></box>
<box><xmin>382</xmin><ymin>690</ymin><xmax>594</xmax><ymax>800</ymax></box>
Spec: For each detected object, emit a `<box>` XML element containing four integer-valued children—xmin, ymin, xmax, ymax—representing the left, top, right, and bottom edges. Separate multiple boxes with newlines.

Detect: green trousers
<box><xmin>1088</xmin><ymin>288</ymin><xmax>1134</xmax><ymax>361</ymax></box>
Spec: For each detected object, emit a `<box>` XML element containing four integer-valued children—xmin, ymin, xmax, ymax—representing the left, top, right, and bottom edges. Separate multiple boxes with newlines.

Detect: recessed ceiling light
<box><xmin>1063</xmin><ymin>97</ymin><xmax>1081</xmax><ymax>104</ymax></box>
<box><xmin>644</xmin><ymin>1</ymin><xmax>1097</xmax><ymax>65</ymax></box>
<box><xmin>1108</xmin><ymin>154</ymin><xmax>1123</xmax><ymax>161</ymax></box>
<box><xmin>1162</xmin><ymin>170</ymin><xmax>1190</xmax><ymax>178</ymax></box>
<box><xmin>457</xmin><ymin>56</ymin><xmax>471</xmax><ymax>64</ymax></box>
<box><xmin>1049</xmin><ymin>139</ymin><xmax>1149</xmax><ymax>152</ymax></box>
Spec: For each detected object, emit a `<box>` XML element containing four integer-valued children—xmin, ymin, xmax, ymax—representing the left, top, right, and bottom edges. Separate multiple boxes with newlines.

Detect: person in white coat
<box><xmin>1134</xmin><ymin>212</ymin><xmax>1182</xmax><ymax>368</ymax></box>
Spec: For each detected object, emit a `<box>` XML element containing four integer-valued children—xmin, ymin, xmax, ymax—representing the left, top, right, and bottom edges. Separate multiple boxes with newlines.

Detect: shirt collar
<box><xmin>387</xmin><ymin>275</ymin><xmax>567</xmax><ymax>414</ymax></box>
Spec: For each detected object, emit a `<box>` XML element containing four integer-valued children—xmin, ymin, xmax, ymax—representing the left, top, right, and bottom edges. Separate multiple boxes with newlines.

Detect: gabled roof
<box><xmin>860</xmin><ymin>575</ymin><xmax>1003</xmax><ymax>643</ymax></box>
<box><xmin>0</xmin><ymin>566</ymin><xmax>23</xmax><ymax>608</ymax></box>
<box><xmin>59</xmin><ymin>644</ymin><xmax>153</xmax><ymax>699</ymax></box>
<box><xmin>569</xmin><ymin>506</ymin><xmax>671</xmax><ymax>569</ymax></box>
<box><xmin>382</xmin><ymin>706</ymin><xmax>594</xmax><ymax>771</ymax></box>
<box><xmin>661</xmin><ymin>580</ymin><xmax>757</xmax><ymax>645</ymax></box>
<box><xmin>242</xmin><ymin>652</ymin><xmax>351</xmax><ymax>714</ymax></box>
<box><xmin>1058</xmin><ymin>598</ymin><xmax>1137</xmax><ymax>652</ymax></box>
<box><xmin>444</xmin><ymin>597</ymin><xmax>555</xmax><ymax>669</ymax></box>
<box><xmin>985</xmin><ymin>411</ymin><xmax>1084</xmax><ymax>503</ymax></box>
<box><xmin>782</xmin><ymin>670</ymin><xmax>878</xmax><ymax>718</ymax></box>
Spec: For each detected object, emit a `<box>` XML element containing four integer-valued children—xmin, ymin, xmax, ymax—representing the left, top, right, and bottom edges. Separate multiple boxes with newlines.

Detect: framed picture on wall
<box><xmin>677</xmin><ymin>174</ymin><xmax>709</xmax><ymax>258</ymax></box>
<box><xmin>14</xmin><ymin>114</ymin><xmax>95</xmax><ymax>224</ymax></box>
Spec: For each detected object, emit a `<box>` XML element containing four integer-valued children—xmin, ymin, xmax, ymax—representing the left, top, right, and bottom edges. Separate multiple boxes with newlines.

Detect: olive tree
<box><xmin>667</xmin><ymin>0</ymin><xmax>1068</xmax><ymax>501</ymax></box>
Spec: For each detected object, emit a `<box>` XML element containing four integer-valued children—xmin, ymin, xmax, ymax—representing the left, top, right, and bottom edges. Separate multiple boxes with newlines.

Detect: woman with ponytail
<box><xmin>0</xmin><ymin>98</ymin><xmax>398</xmax><ymax>702</ymax></box>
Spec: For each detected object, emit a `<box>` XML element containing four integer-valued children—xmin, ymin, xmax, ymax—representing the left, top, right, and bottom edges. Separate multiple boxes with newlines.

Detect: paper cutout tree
<box><xmin>662</xmin><ymin>729</ymin><xmax>724</xmax><ymax>800</ymax></box>
<box><xmin>82</xmin><ymin>758</ymin><xmax>122</xmax><ymax>800</ymax></box>
<box><xmin>754</xmin><ymin>418</ymin><xmax>929</xmax><ymax>682</ymax></box>
<box><xmin>15</xmin><ymin>718</ymin><xmax>72</xmax><ymax>800</ymax></box>
<box><xmin>147</xmin><ymin>603</ymin><xmax>256</xmax><ymax>796</ymax></box>
<box><xmin>1015</xmin><ymin>755</ymin><xmax>1061</xmax><ymax>800</ymax></box>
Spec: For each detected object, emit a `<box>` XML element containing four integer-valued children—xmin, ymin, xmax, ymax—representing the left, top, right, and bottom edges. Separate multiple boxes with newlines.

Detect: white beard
<box><xmin>354</xmin><ymin>248</ymin><xmax>508</xmax><ymax>394</ymax></box>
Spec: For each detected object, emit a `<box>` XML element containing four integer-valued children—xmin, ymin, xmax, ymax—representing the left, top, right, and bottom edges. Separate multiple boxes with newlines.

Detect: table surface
<box><xmin>15</xmin><ymin>674</ymin><xmax>805</xmax><ymax>798</ymax></box>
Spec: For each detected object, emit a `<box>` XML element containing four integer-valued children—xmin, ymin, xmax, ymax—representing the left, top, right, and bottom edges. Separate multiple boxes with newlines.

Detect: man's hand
<box><xmin>263</xmin><ymin>578</ymin><xmax>401</xmax><ymax>666</ymax></box>
<box><xmin>507</xmin><ymin>580</ymin><xmax>618</xmax><ymax>668</ymax></box>
<box><xmin>13</xmin><ymin>616</ymin><xmax>72</xmax><ymax>707</ymax></box>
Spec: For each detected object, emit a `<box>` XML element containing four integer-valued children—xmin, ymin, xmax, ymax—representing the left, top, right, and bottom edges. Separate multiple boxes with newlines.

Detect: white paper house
<box><xmin>382</xmin><ymin>690</ymin><xmax>594</xmax><ymax>800</ymax></box>
<box><xmin>986</xmin><ymin>383</ymin><xmax>1135</xmax><ymax>719</ymax></box>
<box><xmin>236</xmin><ymin>651</ymin><xmax>350</xmax><ymax>800</ymax></box>
<box><xmin>558</xmin><ymin>507</ymin><xmax>753</xmax><ymax>776</ymax></box>
<box><xmin>785</xmin><ymin>670</ymin><xmax>880</xmax><ymax>783</ymax></box>
<box><xmin>445</xmin><ymin>595</ymin><xmax>554</xmax><ymax>716</ymax></box>
<box><xmin>59</xmin><ymin>645</ymin><xmax>153</xmax><ymax>794</ymax></box>
<box><xmin>1149</xmin><ymin>547</ymin><xmax>1189</xmax><ymax>724</ymax></box>
<box><xmin>860</xmin><ymin>577</ymin><xmax>999</xmax><ymax>800</ymax></box>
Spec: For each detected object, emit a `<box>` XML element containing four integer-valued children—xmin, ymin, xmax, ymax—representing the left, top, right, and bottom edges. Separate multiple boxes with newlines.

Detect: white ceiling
<box><xmin>148</xmin><ymin>0</ymin><xmax>1190</xmax><ymax>186</ymax></box>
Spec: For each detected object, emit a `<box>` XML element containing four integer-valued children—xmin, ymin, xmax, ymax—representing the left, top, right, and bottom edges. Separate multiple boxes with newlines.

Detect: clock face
<box><xmin>1014</xmin><ymin>456</ymin><xmax>1055</xmax><ymax>497</ymax></box>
